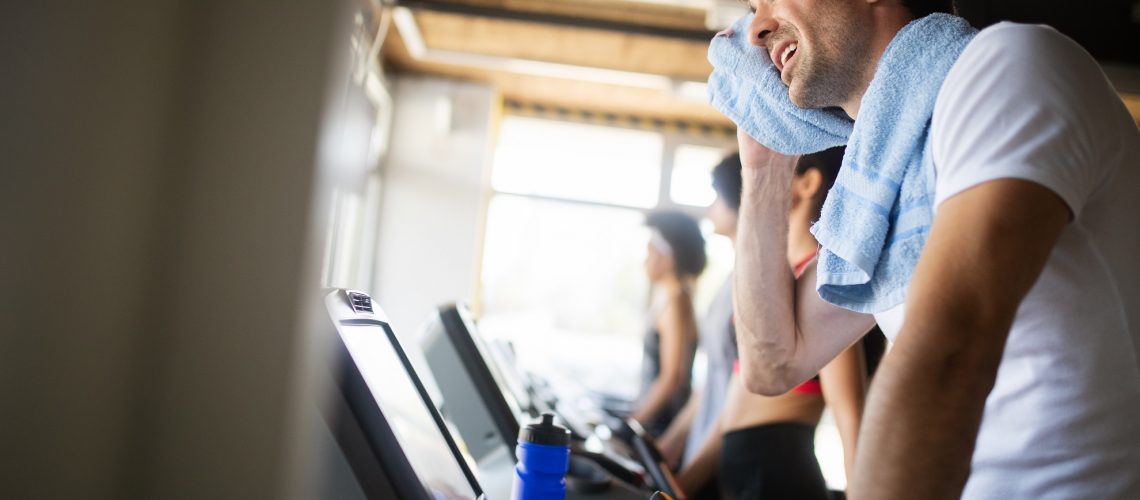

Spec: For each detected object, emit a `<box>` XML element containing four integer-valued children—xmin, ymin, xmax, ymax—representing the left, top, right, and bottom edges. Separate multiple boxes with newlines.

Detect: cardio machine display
<box><xmin>420</xmin><ymin>303</ymin><xmax>679</xmax><ymax>499</ymax></box>
<box><xmin>320</xmin><ymin>289</ymin><xmax>486</xmax><ymax>500</ymax></box>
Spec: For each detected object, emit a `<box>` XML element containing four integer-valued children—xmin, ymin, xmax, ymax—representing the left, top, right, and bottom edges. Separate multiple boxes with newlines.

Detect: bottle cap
<box><xmin>519</xmin><ymin>413</ymin><xmax>570</xmax><ymax>446</ymax></box>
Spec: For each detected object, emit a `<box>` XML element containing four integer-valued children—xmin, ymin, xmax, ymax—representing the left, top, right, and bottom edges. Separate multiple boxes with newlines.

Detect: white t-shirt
<box><xmin>874</xmin><ymin>22</ymin><xmax>1140</xmax><ymax>498</ymax></box>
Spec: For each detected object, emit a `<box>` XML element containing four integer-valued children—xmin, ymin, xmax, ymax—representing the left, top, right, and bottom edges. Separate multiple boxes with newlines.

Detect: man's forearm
<box><xmin>732</xmin><ymin>133</ymin><xmax>873</xmax><ymax>394</ymax></box>
<box><xmin>848</xmin><ymin>324</ymin><xmax>1002</xmax><ymax>500</ymax></box>
<box><xmin>733</xmin><ymin>150</ymin><xmax>800</xmax><ymax>394</ymax></box>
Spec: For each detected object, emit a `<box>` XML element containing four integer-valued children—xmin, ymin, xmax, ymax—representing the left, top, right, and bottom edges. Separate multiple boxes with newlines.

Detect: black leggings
<box><xmin>719</xmin><ymin>422</ymin><xmax>831</xmax><ymax>500</ymax></box>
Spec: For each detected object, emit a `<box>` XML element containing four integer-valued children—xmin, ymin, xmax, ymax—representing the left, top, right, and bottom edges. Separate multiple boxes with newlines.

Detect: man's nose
<box><xmin>748</xmin><ymin>13</ymin><xmax>779</xmax><ymax>48</ymax></box>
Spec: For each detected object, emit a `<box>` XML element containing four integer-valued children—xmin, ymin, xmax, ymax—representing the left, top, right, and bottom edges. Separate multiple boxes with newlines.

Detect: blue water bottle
<box><xmin>512</xmin><ymin>413</ymin><xmax>571</xmax><ymax>500</ymax></box>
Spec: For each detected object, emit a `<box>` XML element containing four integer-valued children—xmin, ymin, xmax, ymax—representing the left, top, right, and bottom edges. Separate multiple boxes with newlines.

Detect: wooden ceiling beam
<box><xmin>396</xmin><ymin>0</ymin><xmax>716</xmax><ymax>40</ymax></box>
<box><xmin>381</xmin><ymin>26</ymin><xmax>733</xmax><ymax>126</ymax></box>
<box><xmin>412</xmin><ymin>10</ymin><xmax>712</xmax><ymax>80</ymax></box>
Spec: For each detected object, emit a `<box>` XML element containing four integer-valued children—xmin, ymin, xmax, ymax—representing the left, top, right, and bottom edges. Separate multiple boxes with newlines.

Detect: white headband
<box><xmin>649</xmin><ymin>229</ymin><xmax>673</xmax><ymax>257</ymax></box>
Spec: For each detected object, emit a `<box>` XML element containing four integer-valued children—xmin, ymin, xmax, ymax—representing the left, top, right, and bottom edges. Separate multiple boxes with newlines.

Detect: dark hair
<box><xmin>863</xmin><ymin>325</ymin><xmax>888</xmax><ymax>379</ymax></box>
<box><xmin>795</xmin><ymin>146</ymin><xmax>845</xmax><ymax>222</ymax></box>
<box><xmin>645</xmin><ymin>210</ymin><xmax>707</xmax><ymax>278</ymax></box>
<box><xmin>901</xmin><ymin>0</ymin><xmax>956</xmax><ymax>19</ymax></box>
<box><xmin>711</xmin><ymin>152</ymin><xmax>743</xmax><ymax>212</ymax></box>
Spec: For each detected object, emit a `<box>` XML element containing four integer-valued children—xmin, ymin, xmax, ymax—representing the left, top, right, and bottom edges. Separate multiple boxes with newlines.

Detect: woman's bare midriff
<box><xmin>720</xmin><ymin>384</ymin><xmax>825</xmax><ymax>433</ymax></box>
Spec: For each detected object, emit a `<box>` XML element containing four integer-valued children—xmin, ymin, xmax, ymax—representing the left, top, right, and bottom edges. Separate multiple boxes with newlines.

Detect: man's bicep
<box><xmin>904</xmin><ymin>178</ymin><xmax>1069</xmax><ymax>351</ymax></box>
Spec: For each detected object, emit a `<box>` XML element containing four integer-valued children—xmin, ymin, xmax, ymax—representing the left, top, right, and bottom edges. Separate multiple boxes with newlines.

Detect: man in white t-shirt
<box><xmin>729</xmin><ymin>0</ymin><xmax>1140</xmax><ymax>498</ymax></box>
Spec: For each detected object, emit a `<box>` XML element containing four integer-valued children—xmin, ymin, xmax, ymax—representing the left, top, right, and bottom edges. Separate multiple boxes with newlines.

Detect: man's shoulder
<box><xmin>929</xmin><ymin>20</ymin><xmax>1129</xmax><ymax>217</ymax></box>
<box><xmin>953</xmin><ymin>22</ymin><xmax>1097</xmax><ymax>80</ymax></box>
<box><xmin>971</xmin><ymin>21</ymin><xmax>1072</xmax><ymax>49</ymax></box>
<box><xmin>938</xmin><ymin>20</ymin><xmax>1106</xmax><ymax>116</ymax></box>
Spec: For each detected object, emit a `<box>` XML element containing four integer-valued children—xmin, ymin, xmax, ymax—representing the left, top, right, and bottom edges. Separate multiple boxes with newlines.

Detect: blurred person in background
<box><xmin>655</xmin><ymin>153</ymin><xmax>744</xmax><ymax>499</ymax></box>
<box><xmin>679</xmin><ymin>147</ymin><xmax>882</xmax><ymax>500</ymax></box>
<box><xmin>631</xmin><ymin>210</ymin><xmax>707</xmax><ymax>436</ymax></box>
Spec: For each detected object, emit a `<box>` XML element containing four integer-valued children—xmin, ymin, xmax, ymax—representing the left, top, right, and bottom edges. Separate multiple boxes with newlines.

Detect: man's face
<box><xmin>746</xmin><ymin>0</ymin><xmax>872</xmax><ymax>109</ymax></box>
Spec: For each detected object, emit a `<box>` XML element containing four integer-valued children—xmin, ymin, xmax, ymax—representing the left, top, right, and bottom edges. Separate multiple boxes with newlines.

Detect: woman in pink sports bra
<box><xmin>675</xmin><ymin>147</ymin><xmax>886</xmax><ymax>500</ymax></box>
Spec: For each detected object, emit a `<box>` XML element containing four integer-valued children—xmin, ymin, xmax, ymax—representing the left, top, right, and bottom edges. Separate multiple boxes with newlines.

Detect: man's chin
<box><xmin>788</xmin><ymin>82</ymin><xmax>835</xmax><ymax>111</ymax></box>
<box><xmin>787</xmin><ymin>84</ymin><xmax>811</xmax><ymax>109</ymax></box>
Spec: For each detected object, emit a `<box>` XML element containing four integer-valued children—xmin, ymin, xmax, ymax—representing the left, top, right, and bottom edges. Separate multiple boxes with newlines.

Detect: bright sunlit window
<box><xmin>478</xmin><ymin>114</ymin><xmax>734</xmax><ymax>400</ymax></box>
<box><xmin>491</xmin><ymin>117</ymin><xmax>664</xmax><ymax>208</ymax></box>
<box><xmin>670</xmin><ymin>144</ymin><xmax>725</xmax><ymax>207</ymax></box>
<box><xmin>481</xmin><ymin>195</ymin><xmax>651</xmax><ymax>337</ymax></box>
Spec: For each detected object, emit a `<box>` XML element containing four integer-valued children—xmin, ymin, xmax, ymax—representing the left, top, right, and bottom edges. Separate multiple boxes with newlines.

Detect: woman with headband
<box><xmin>632</xmin><ymin>210</ymin><xmax>707</xmax><ymax>436</ymax></box>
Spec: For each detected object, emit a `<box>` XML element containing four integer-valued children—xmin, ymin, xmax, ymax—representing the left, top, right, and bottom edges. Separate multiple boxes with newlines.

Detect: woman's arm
<box><xmin>632</xmin><ymin>292</ymin><xmax>696</xmax><ymax>428</ymax></box>
<box><xmin>676</xmin><ymin>410</ymin><xmax>724</xmax><ymax>495</ymax></box>
<box><xmin>818</xmin><ymin>338</ymin><xmax>868</xmax><ymax>482</ymax></box>
<box><xmin>658</xmin><ymin>390</ymin><xmax>701</xmax><ymax>468</ymax></box>
<box><xmin>677</xmin><ymin>373</ymin><xmax>749</xmax><ymax>494</ymax></box>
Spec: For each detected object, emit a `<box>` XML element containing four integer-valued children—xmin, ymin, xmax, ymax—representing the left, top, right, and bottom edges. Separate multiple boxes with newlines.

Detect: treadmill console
<box><xmin>419</xmin><ymin>305</ymin><xmax>525</xmax><ymax>463</ymax></box>
<box><xmin>420</xmin><ymin>303</ymin><xmax>673</xmax><ymax>500</ymax></box>
<box><xmin>320</xmin><ymin>290</ymin><xmax>486</xmax><ymax>500</ymax></box>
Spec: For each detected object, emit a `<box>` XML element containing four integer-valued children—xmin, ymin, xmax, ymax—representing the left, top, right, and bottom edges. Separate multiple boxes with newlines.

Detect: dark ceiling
<box><xmin>956</xmin><ymin>0</ymin><xmax>1139</xmax><ymax>64</ymax></box>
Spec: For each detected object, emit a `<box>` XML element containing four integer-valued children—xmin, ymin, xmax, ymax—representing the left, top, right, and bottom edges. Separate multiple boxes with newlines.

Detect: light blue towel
<box><xmin>707</xmin><ymin>15</ymin><xmax>852</xmax><ymax>155</ymax></box>
<box><xmin>707</xmin><ymin>14</ymin><xmax>977</xmax><ymax>313</ymax></box>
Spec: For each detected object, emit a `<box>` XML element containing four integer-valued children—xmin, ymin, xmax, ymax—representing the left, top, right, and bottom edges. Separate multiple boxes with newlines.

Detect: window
<box><xmin>478</xmin><ymin>114</ymin><xmax>733</xmax><ymax>400</ymax></box>
<box><xmin>481</xmin><ymin>195</ymin><xmax>650</xmax><ymax>338</ymax></box>
<box><xmin>490</xmin><ymin>117</ymin><xmax>663</xmax><ymax>208</ymax></box>
<box><xmin>670</xmin><ymin>144</ymin><xmax>725</xmax><ymax>207</ymax></box>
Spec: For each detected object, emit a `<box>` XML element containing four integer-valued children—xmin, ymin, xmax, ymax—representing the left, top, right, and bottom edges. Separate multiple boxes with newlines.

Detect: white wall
<box><xmin>372</xmin><ymin>76</ymin><xmax>497</xmax><ymax>338</ymax></box>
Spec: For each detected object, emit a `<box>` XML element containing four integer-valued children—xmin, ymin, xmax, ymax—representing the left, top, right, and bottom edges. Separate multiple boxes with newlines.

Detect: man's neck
<box><xmin>840</xmin><ymin>80</ymin><xmax>871</xmax><ymax>119</ymax></box>
<box><xmin>840</xmin><ymin>12</ymin><xmax>915</xmax><ymax>119</ymax></box>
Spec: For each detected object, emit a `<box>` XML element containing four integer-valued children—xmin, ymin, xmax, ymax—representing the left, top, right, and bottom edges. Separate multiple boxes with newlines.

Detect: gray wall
<box><xmin>373</xmin><ymin>76</ymin><xmax>497</xmax><ymax>339</ymax></box>
<box><xmin>0</xmin><ymin>1</ymin><xmax>353</xmax><ymax>498</ymax></box>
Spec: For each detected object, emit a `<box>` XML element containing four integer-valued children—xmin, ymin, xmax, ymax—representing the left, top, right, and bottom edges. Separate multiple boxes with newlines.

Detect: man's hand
<box><xmin>849</xmin><ymin>179</ymin><xmax>1069</xmax><ymax>499</ymax></box>
<box><xmin>736</xmin><ymin>129</ymin><xmax>799</xmax><ymax>171</ymax></box>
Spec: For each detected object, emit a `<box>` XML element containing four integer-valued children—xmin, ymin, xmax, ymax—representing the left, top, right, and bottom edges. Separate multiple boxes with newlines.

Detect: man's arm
<box><xmin>848</xmin><ymin>179</ymin><xmax>1069</xmax><ymax>500</ymax></box>
<box><xmin>734</xmin><ymin>131</ymin><xmax>875</xmax><ymax>395</ymax></box>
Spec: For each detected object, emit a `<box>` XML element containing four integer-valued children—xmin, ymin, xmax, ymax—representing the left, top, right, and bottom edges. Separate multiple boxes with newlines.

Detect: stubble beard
<box><xmin>787</xmin><ymin>12</ymin><xmax>870</xmax><ymax>110</ymax></box>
